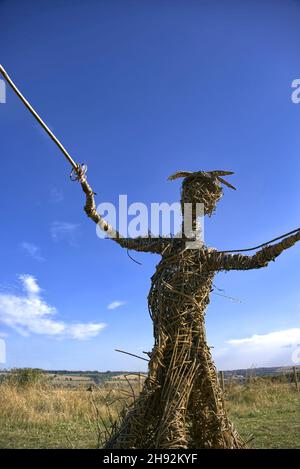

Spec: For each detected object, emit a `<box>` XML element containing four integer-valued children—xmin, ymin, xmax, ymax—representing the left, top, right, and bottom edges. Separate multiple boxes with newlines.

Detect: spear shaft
<box><xmin>0</xmin><ymin>64</ymin><xmax>78</xmax><ymax>171</ymax></box>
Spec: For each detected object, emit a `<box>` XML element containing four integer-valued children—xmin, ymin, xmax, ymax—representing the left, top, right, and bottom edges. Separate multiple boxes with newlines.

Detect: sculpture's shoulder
<box><xmin>191</xmin><ymin>245</ymin><xmax>220</xmax><ymax>270</ymax></box>
<box><xmin>195</xmin><ymin>245</ymin><xmax>218</xmax><ymax>258</ymax></box>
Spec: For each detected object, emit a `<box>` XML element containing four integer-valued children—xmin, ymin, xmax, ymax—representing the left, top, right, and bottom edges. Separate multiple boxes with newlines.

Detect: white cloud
<box><xmin>19</xmin><ymin>274</ymin><xmax>41</xmax><ymax>296</ymax></box>
<box><xmin>21</xmin><ymin>242</ymin><xmax>44</xmax><ymax>262</ymax></box>
<box><xmin>214</xmin><ymin>328</ymin><xmax>300</xmax><ymax>370</ymax></box>
<box><xmin>107</xmin><ymin>301</ymin><xmax>126</xmax><ymax>310</ymax></box>
<box><xmin>227</xmin><ymin>329</ymin><xmax>300</xmax><ymax>348</ymax></box>
<box><xmin>50</xmin><ymin>222</ymin><xmax>79</xmax><ymax>243</ymax></box>
<box><xmin>66</xmin><ymin>323</ymin><xmax>105</xmax><ymax>340</ymax></box>
<box><xmin>0</xmin><ymin>275</ymin><xmax>106</xmax><ymax>340</ymax></box>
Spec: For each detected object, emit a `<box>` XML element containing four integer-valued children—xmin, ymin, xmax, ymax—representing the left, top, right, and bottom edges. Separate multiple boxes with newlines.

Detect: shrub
<box><xmin>8</xmin><ymin>368</ymin><xmax>45</xmax><ymax>387</ymax></box>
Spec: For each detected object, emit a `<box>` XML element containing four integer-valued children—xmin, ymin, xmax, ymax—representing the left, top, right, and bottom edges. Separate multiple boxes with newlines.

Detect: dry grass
<box><xmin>0</xmin><ymin>377</ymin><xmax>299</xmax><ymax>448</ymax></box>
<box><xmin>0</xmin><ymin>381</ymin><xmax>134</xmax><ymax>449</ymax></box>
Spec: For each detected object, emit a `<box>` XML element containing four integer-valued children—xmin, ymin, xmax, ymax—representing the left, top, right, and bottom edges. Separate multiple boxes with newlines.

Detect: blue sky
<box><xmin>1</xmin><ymin>0</ymin><xmax>300</xmax><ymax>371</ymax></box>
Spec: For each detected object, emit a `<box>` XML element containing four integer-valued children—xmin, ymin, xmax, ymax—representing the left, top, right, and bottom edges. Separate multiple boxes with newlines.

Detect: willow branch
<box><xmin>115</xmin><ymin>349</ymin><xmax>150</xmax><ymax>362</ymax></box>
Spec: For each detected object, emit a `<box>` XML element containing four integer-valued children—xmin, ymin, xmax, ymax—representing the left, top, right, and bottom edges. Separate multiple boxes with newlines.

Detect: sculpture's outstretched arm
<box><xmin>209</xmin><ymin>230</ymin><xmax>300</xmax><ymax>271</ymax></box>
<box><xmin>79</xmin><ymin>171</ymin><xmax>168</xmax><ymax>254</ymax></box>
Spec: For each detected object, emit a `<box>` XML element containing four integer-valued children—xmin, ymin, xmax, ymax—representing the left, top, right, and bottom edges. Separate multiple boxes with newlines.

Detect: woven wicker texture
<box><xmin>78</xmin><ymin>169</ymin><xmax>300</xmax><ymax>449</ymax></box>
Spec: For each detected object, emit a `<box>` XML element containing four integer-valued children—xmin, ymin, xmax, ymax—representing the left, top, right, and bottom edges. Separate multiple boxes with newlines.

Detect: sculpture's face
<box><xmin>181</xmin><ymin>174</ymin><xmax>223</xmax><ymax>216</ymax></box>
<box><xmin>168</xmin><ymin>170</ymin><xmax>236</xmax><ymax>217</ymax></box>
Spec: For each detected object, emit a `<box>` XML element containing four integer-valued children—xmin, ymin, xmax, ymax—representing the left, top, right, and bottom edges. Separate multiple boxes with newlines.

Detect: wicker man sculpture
<box><xmin>78</xmin><ymin>167</ymin><xmax>300</xmax><ymax>449</ymax></box>
<box><xmin>1</xmin><ymin>65</ymin><xmax>299</xmax><ymax>449</ymax></box>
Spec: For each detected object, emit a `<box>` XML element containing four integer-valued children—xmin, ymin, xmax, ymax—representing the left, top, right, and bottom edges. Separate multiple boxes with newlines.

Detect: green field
<box><xmin>0</xmin><ymin>371</ymin><xmax>299</xmax><ymax>449</ymax></box>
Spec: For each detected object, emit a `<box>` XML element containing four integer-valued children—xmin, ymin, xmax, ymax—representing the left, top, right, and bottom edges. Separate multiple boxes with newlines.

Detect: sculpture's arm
<box><xmin>79</xmin><ymin>171</ymin><xmax>168</xmax><ymax>254</ymax></box>
<box><xmin>208</xmin><ymin>230</ymin><xmax>300</xmax><ymax>271</ymax></box>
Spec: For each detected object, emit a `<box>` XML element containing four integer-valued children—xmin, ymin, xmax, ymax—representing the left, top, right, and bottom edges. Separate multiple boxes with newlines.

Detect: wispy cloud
<box><xmin>107</xmin><ymin>301</ymin><xmax>126</xmax><ymax>310</ymax></box>
<box><xmin>50</xmin><ymin>187</ymin><xmax>64</xmax><ymax>203</ymax></box>
<box><xmin>0</xmin><ymin>275</ymin><xmax>106</xmax><ymax>340</ymax></box>
<box><xmin>50</xmin><ymin>222</ymin><xmax>79</xmax><ymax>244</ymax></box>
<box><xmin>65</xmin><ymin>323</ymin><xmax>105</xmax><ymax>340</ymax></box>
<box><xmin>214</xmin><ymin>328</ymin><xmax>300</xmax><ymax>370</ymax></box>
<box><xmin>21</xmin><ymin>242</ymin><xmax>45</xmax><ymax>262</ymax></box>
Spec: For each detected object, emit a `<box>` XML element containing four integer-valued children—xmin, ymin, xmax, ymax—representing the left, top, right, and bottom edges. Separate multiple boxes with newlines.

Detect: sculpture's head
<box><xmin>168</xmin><ymin>170</ymin><xmax>236</xmax><ymax>216</ymax></box>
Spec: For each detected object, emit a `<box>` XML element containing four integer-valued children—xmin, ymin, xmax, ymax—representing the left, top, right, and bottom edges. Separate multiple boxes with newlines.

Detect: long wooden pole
<box><xmin>219</xmin><ymin>370</ymin><xmax>225</xmax><ymax>392</ymax></box>
<box><xmin>0</xmin><ymin>64</ymin><xmax>78</xmax><ymax>171</ymax></box>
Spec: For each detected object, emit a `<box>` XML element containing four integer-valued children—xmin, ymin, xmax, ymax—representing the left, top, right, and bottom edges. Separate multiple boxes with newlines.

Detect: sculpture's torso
<box><xmin>149</xmin><ymin>241</ymin><xmax>215</xmax><ymax>328</ymax></box>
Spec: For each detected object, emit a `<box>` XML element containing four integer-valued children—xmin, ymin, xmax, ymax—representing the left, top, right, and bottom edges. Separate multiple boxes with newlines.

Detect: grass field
<box><xmin>226</xmin><ymin>380</ymin><xmax>300</xmax><ymax>448</ymax></box>
<box><xmin>0</xmin><ymin>375</ymin><xmax>299</xmax><ymax>449</ymax></box>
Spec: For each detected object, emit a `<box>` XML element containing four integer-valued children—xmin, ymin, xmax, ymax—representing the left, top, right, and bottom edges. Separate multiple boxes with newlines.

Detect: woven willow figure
<box><xmin>2</xmin><ymin>66</ymin><xmax>299</xmax><ymax>449</ymax></box>
<box><xmin>78</xmin><ymin>168</ymin><xmax>300</xmax><ymax>449</ymax></box>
